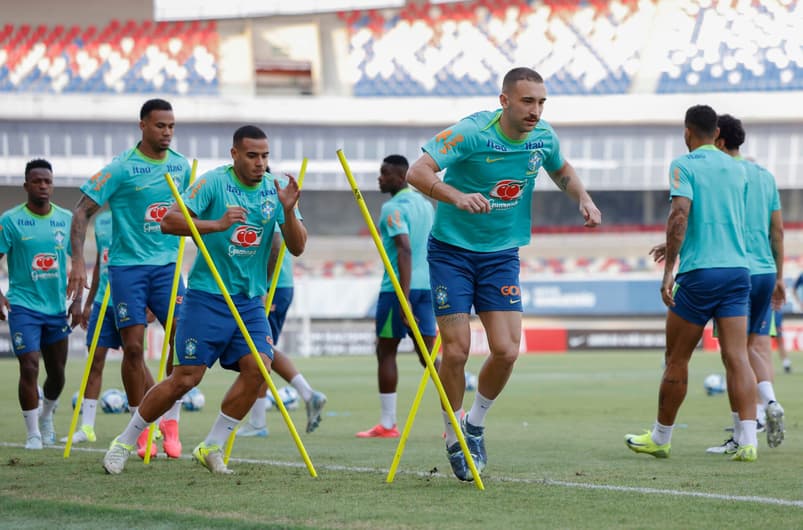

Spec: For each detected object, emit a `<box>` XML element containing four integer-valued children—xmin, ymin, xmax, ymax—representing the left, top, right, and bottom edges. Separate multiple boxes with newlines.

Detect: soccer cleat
<box><xmin>60</xmin><ymin>425</ymin><xmax>97</xmax><ymax>444</ymax></box>
<box><xmin>756</xmin><ymin>419</ymin><xmax>766</xmax><ymax>433</ymax></box>
<box><xmin>305</xmin><ymin>391</ymin><xmax>327</xmax><ymax>433</ymax></box>
<box><xmin>136</xmin><ymin>427</ymin><xmax>158</xmax><ymax>459</ymax></box>
<box><xmin>25</xmin><ymin>434</ymin><xmax>43</xmax><ymax>450</ymax></box>
<box><xmin>766</xmin><ymin>401</ymin><xmax>785</xmax><ymax>448</ymax></box>
<box><xmin>103</xmin><ymin>437</ymin><xmax>133</xmax><ymax>474</ymax></box>
<box><xmin>356</xmin><ymin>424</ymin><xmax>400</xmax><ymax>438</ymax></box>
<box><xmin>39</xmin><ymin>415</ymin><xmax>56</xmax><ymax>446</ymax></box>
<box><xmin>461</xmin><ymin>417</ymin><xmax>487</xmax><ymax>473</ymax></box>
<box><xmin>159</xmin><ymin>419</ymin><xmax>182</xmax><ymax>458</ymax></box>
<box><xmin>192</xmin><ymin>442</ymin><xmax>233</xmax><ymax>474</ymax></box>
<box><xmin>446</xmin><ymin>442</ymin><xmax>472</xmax><ymax>482</ymax></box>
<box><xmin>706</xmin><ymin>437</ymin><xmax>738</xmax><ymax>454</ymax></box>
<box><xmin>625</xmin><ymin>430</ymin><xmax>670</xmax><ymax>458</ymax></box>
<box><xmin>731</xmin><ymin>444</ymin><xmax>757</xmax><ymax>462</ymax></box>
<box><xmin>237</xmin><ymin>422</ymin><xmax>269</xmax><ymax>438</ymax></box>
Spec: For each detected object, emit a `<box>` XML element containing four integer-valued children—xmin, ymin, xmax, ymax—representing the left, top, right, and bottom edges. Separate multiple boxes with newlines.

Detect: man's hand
<box><xmin>661</xmin><ymin>270</ymin><xmax>675</xmax><ymax>308</ymax></box>
<box><xmin>579</xmin><ymin>198</ymin><xmax>601</xmax><ymax>228</ymax></box>
<box><xmin>650</xmin><ymin>243</ymin><xmax>667</xmax><ymax>263</ymax></box>
<box><xmin>216</xmin><ymin>206</ymin><xmax>247</xmax><ymax>231</ymax></box>
<box><xmin>80</xmin><ymin>301</ymin><xmax>93</xmax><ymax>330</ymax></box>
<box><xmin>0</xmin><ymin>293</ymin><xmax>9</xmax><ymax>321</ymax></box>
<box><xmin>454</xmin><ymin>192</ymin><xmax>490</xmax><ymax>213</ymax></box>
<box><xmin>68</xmin><ymin>300</ymin><xmax>83</xmax><ymax>328</ymax></box>
<box><xmin>67</xmin><ymin>259</ymin><xmax>87</xmax><ymax>301</ymax></box>
<box><xmin>276</xmin><ymin>175</ymin><xmax>301</xmax><ymax>212</ymax></box>
<box><xmin>772</xmin><ymin>279</ymin><xmax>787</xmax><ymax>310</ymax></box>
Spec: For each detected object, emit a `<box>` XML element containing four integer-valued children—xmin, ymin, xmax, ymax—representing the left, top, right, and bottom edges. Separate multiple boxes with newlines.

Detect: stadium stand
<box><xmin>0</xmin><ymin>19</ymin><xmax>218</xmax><ymax>94</ymax></box>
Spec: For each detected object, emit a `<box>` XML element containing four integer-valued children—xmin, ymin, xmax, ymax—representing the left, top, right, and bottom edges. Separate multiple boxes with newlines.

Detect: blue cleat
<box><xmin>446</xmin><ymin>442</ymin><xmax>472</xmax><ymax>482</ymax></box>
<box><xmin>461</xmin><ymin>418</ymin><xmax>486</xmax><ymax>473</ymax></box>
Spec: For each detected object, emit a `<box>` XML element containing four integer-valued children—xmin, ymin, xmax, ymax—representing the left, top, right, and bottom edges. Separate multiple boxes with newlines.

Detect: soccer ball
<box><xmin>181</xmin><ymin>387</ymin><xmax>206</xmax><ymax>412</ymax></box>
<box><xmin>101</xmin><ymin>389</ymin><xmax>128</xmax><ymax>414</ymax></box>
<box><xmin>464</xmin><ymin>371</ymin><xmax>478</xmax><ymax>392</ymax></box>
<box><xmin>703</xmin><ymin>374</ymin><xmax>727</xmax><ymax>396</ymax></box>
<box><xmin>269</xmin><ymin>385</ymin><xmax>299</xmax><ymax>411</ymax></box>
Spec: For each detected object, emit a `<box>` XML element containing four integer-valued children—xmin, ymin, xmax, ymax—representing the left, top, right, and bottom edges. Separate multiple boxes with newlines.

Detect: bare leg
<box><xmin>436</xmin><ymin>313</ymin><xmax>471</xmax><ymax>411</ymax></box>
<box><xmin>657</xmin><ymin>311</ymin><xmax>704</xmax><ymax>425</ymax></box>
<box><xmin>476</xmin><ymin>311</ymin><xmax>521</xmax><ymax>400</ymax></box>
<box><xmin>119</xmin><ymin>324</ymin><xmax>149</xmax><ymax>407</ymax></box>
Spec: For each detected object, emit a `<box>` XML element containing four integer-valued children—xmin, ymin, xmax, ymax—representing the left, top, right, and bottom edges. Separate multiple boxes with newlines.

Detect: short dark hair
<box><xmin>684</xmin><ymin>105</ymin><xmax>718</xmax><ymax>138</ymax></box>
<box><xmin>140</xmin><ymin>99</ymin><xmax>173</xmax><ymax>120</ymax></box>
<box><xmin>717</xmin><ymin>114</ymin><xmax>746</xmax><ymax>150</ymax></box>
<box><xmin>25</xmin><ymin>158</ymin><xmax>52</xmax><ymax>180</ymax></box>
<box><xmin>502</xmin><ymin>67</ymin><xmax>544</xmax><ymax>92</ymax></box>
<box><xmin>382</xmin><ymin>154</ymin><xmax>409</xmax><ymax>172</ymax></box>
<box><xmin>233</xmin><ymin>125</ymin><xmax>268</xmax><ymax>147</ymax></box>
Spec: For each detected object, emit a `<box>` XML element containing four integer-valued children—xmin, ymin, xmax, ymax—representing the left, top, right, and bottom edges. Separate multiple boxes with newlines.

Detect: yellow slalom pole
<box><xmin>337</xmin><ymin>149</ymin><xmax>484</xmax><ymax>489</ymax></box>
<box><xmin>63</xmin><ymin>285</ymin><xmax>111</xmax><ymax>458</ymax></box>
<box><xmin>386</xmin><ymin>333</ymin><xmax>440</xmax><ymax>482</ymax></box>
<box><xmin>164</xmin><ymin>174</ymin><xmax>317</xmax><ymax>477</ymax></box>
<box><xmin>223</xmin><ymin>158</ymin><xmax>308</xmax><ymax>464</ymax></box>
<box><xmin>143</xmin><ymin>160</ymin><xmax>198</xmax><ymax>464</ymax></box>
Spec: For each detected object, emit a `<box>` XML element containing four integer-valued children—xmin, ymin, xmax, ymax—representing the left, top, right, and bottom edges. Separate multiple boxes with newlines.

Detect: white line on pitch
<box><xmin>4</xmin><ymin>442</ymin><xmax>803</xmax><ymax>508</ymax></box>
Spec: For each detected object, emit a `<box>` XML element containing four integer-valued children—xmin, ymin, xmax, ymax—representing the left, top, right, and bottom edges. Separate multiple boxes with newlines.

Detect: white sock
<box><xmin>651</xmin><ymin>421</ymin><xmax>673</xmax><ymax>445</ymax></box>
<box><xmin>737</xmin><ymin>419</ymin><xmax>758</xmax><ymax>447</ymax></box>
<box><xmin>757</xmin><ymin>381</ymin><xmax>777</xmax><ymax>407</ymax></box>
<box><xmin>249</xmin><ymin>397</ymin><xmax>268</xmax><ymax>428</ymax></box>
<box><xmin>118</xmin><ymin>410</ymin><xmax>149</xmax><ymax>446</ymax></box>
<box><xmin>41</xmin><ymin>397</ymin><xmax>58</xmax><ymax>418</ymax></box>
<box><xmin>291</xmin><ymin>374</ymin><xmax>313</xmax><ymax>403</ymax></box>
<box><xmin>129</xmin><ymin>406</ymin><xmax>138</xmax><ymax>417</ymax></box>
<box><xmin>731</xmin><ymin>411</ymin><xmax>741</xmax><ymax>440</ymax></box>
<box><xmin>756</xmin><ymin>403</ymin><xmax>766</xmax><ymax>424</ymax></box>
<box><xmin>81</xmin><ymin>399</ymin><xmax>98</xmax><ymax>428</ymax></box>
<box><xmin>467</xmin><ymin>392</ymin><xmax>494</xmax><ymax>428</ymax></box>
<box><xmin>442</xmin><ymin>409</ymin><xmax>463</xmax><ymax>447</ymax></box>
<box><xmin>205</xmin><ymin>412</ymin><xmax>240</xmax><ymax>447</ymax></box>
<box><xmin>22</xmin><ymin>408</ymin><xmax>39</xmax><ymax>437</ymax></box>
<box><xmin>379</xmin><ymin>393</ymin><xmax>397</xmax><ymax>429</ymax></box>
<box><xmin>162</xmin><ymin>400</ymin><xmax>182</xmax><ymax>422</ymax></box>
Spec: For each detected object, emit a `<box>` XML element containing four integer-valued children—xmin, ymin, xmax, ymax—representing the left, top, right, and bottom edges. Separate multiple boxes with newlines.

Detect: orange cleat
<box><xmin>136</xmin><ymin>428</ymin><xmax>158</xmax><ymax>459</ymax></box>
<box><xmin>356</xmin><ymin>424</ymin><xmax>400</xmax><ymax>438</ymax></box>
<box><xmin>159</xmin><ymin>419</ymin><xmax>182</xmax><ymax>458</ymax></box>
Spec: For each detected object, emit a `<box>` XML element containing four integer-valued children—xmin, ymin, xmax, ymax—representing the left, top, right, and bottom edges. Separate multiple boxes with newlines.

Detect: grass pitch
<box><xmin>1</xmin><ymin>350</ymin><xmax>802</xmax><ymax>529</ymax></box>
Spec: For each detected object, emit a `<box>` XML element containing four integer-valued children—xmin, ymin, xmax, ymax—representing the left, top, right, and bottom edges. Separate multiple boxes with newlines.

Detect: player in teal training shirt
<box><xmin>103</xmin><ymin>125</ymin><xmax>306</xmax><ymax>475</ymax></box>
<box><xmin>407</xmin><ymin>67</ymin><xmax>601</xmax><ymax>481</ymax></box>
<box><xmin>68</xmin><ymin>99</ymin><xmax>191</xmax><ymax>460</ymax></box>
<box><xmin>357</xmin><ymin>155</ymin><xmax>436</xmax><ymax>439</ymax></box>
<box><xmin>626</xmin><ymin>105</ymin><xmax>759</xmax><ymax>462</ymax></box>
<box><xmin>0</xmin><ymin>159</ymin><xmax>79</xmax><ymax>449</ymax></box>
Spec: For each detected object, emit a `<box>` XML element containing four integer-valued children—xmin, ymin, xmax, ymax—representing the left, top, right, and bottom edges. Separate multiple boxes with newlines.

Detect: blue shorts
<box><xmin>109</xmin><ymin>264</ymin><xmax>186</xmax><ymax>329</ymax></box>
<box><xmin>85</xmin><ymin>301</ymin><xmax>122</xmax><ymax>349</ymax></box>
<box><xmin>748</xmin><ymin>273</ymin><xmax>775</xmax><ymax>335</ymax></box>
<box><xmin>375</xmin><ymin>290</ymin><xmax>437</xmax><ymax>339</ymax></box>
<box><xmin>267</xmin><ymin>287</ymin><xmax>293</xmax><ymax>342</ymax></box>
<box><xmin>174</xmin><ymin>289</ymin><xmax>273</xmax><ymax>371</ymax></box>
<box><xmin>7</xmin><ymin>305</ymin><xmax>70</xmax><ymax>356</ymax></box>
<box><xmin>427</xmin><ymin>236</ymin><xmax>521</xmax><ymax>316</ymax></box>
<box><xmin>672</xmin><ymin>268</ymin><xmax>750</xmax><ymax>326</ymax></box>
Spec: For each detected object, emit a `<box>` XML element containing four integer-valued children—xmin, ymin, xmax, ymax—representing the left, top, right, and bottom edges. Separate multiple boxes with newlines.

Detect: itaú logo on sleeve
<box><xmin>31</xmin><ymin>253</ymin><xmax>59</xmax><ymax>281</ymax></box>
<box><xmin>144</xmin><ymin>202</ymin><xmax>171</xmax><ymax>232</ymax></box>
<box><xmin>229</xmin><ymin>225</ymin><xmax>263</xmax><ymax>257</ymax></box>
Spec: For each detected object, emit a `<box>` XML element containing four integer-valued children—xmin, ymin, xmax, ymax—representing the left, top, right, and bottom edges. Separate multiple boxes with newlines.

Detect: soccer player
<box><xmin>0</xmin><ymin>159</ymin><xmax>79</xmax><ymax>449</ymax></box>
<box><xmin>406</xmin><ymin>67</ymin><xmax>601</xmax><ymax>481</ymax></box>
<box><xmin>237</xmin><ymin>225</ymin><xmax>327</xmax><ymax>437</ymax></box>
<box><xmin>770</xmin><ymin>309</ymin><xmax>790</xmax><ymax>374</ymax></box>
<box><xmin>68</xmin><ymin>99</ymin><xmax>192</xmax><ymax>459</ymax></box>
<box><xmin>703</xmin><ymin>114</ymin><xmax>786</xmax><ymax>453</ymax></box>
<box><xmin>102</xmin><ymin>125</ymin><xmax>305</xmax><ymax>475</ymax></box>
<box><xmin>356</xmin><ymin>154</ymin><xmax>436</xmax><ymax>439</ymax></box>
<box><xmin>626</xmin><ymin>105</ymin><xmax>758</xmax><ymax>462</ymax></box>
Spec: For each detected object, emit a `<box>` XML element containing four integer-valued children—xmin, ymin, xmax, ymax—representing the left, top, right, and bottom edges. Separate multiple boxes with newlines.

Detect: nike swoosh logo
<box><xmin>135</xmin><ymin>185</ymin><xmax>150</xmax><ymax>191</ymax></box>
<box><xmin>485</xmin><ymin>156</ymin><xmax>504</xmax><ymax>163</ymax></box>
<box><xmin>22</xmin><ymin>236</ymin><xmax>34</xmax><ymax>240</ymax></box>
<box><xmin>509</xmin><ymin>299</ymin><xmax>520</xmax><ymax>304</ymax></box>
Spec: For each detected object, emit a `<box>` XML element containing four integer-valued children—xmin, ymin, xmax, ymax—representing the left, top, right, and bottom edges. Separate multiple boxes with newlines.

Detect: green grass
<box><xmin>1</xmin><ymin>351</ymin><xmax>802</xmax><ymax>529</ymax></box>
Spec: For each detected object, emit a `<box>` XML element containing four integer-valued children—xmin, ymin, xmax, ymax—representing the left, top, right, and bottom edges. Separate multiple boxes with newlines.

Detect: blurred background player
<box><xmin>0</xmin><ymin>159</ymin><xmax>79</xmax><ymax>449</ymax></box>
<box><xmin>769</xmin><ymin>309</ymin><xmax>790</xmax><ymax>374</ymax></box>
<box><xmin>238</xmin><ymin>222</ymin><xmax>327</xmax><ymax>437</ymax></box>
<box><xmin>356</xmin><ymin>154</ymin><xmax>436</xmax><ymax>439</ymax></box>
<box><xmin>626</xmin><ymin>105</ymin><xmax>758</xmax><ymax>462</ymax></box>
<box><xmin>103</xmin><ymin>125</ymin><xmax>305</xmax><ymax>475</ymax></box>
<box><xmin>407</xmin><ymin>67</ymin><xmax>601</xmax><ymax>480</ymax></box>
<box><xmin>68</xmin><ymin>99</ymin><xmax>192</xmax><ymax>459</ymax></box>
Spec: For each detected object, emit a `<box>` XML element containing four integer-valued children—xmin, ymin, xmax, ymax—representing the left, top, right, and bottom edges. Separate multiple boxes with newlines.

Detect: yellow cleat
<box><xmin>625</xmin><ymin>430</ymin><xmax>670</xmax><ymax>458</ymax></box>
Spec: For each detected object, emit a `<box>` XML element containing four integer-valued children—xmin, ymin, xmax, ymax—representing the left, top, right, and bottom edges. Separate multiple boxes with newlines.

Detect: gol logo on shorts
<box><xmin>500</xmin><ymin>285</ymin><xmax>520</xmax><ymax>296</ymax></box>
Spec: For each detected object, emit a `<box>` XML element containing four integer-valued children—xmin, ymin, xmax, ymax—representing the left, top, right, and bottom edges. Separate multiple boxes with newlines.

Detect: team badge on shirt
<box><xmin>527</xmin><ymin>151</ymin><xmax>543</xmax><ymax>175</ymax></box>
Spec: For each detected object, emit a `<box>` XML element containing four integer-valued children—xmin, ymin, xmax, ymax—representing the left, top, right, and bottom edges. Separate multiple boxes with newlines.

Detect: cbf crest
<box><xmin>53</xmin><ymin>229</ymin><xmax>66</xmax><ymax>249</ymax></box>
<box><xmin>434</xmin><ymin>285</ymin><xmax>450</xmax><ymax>310</ymax></box>
<box><xmin>261</xmin><ymin>200</ymin><xmax>275</xmax><ymax>224</ymax></box>
<box><xmin>527</xmin><ymin>151</ymin><xmax>543</xmax><ymax>175</ymax></box>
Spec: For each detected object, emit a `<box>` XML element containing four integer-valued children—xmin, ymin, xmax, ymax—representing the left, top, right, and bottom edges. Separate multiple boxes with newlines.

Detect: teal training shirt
<box><xmin>669</xmin><ymin>145</ymin><xmax>749</xmax><ymax>274</ymax></box>
<box><xmin>274</xmin><ymin>223</ymin><xmax>294</xmax><ymax>289</ymax></box>
<box><xmin>183</xmin><ymin>165</ymin><xmax>285</xmax><ymax>298</ymax></box>
<box><xmin>379</xmin><ymin>187</ymin><xmax>434</xmax><ymax>292</ymax></box>
<box><xmin>740</xmin><ymin>158</ymin><xmax>781</xmax><ymax>275</ymax></box>
<box><xmin>80</xmin><ymin>145</ymin><xmax>191</xmax><ymax>266</ymax></box>
<box><xmin>423</xmin><ymin>110</ymin><xmax>564</xmax><ymax>252</ymax></box>
<box><xmin>92</xmin><ymin>210</ymin><xmax>113</xmax><ymax>304</ymax></box>
<box><xmin>0</xmin><ymin>203</ymin><xmax>72</xmax><ymax>315</ymax></box>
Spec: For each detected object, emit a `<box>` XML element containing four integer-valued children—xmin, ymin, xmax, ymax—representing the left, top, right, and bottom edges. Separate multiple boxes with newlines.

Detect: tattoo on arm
<box><xmin>550</xmin><ymin>173</ymin><xmax>570</xmax><ymax>192</ymax></box>
<box><xmin>664</xmin><ymin>198</ymin><xmax>689</xmax><ymax>270</ymax></box>
<box><xmin>71</xmin><ymin>195</ymin><xmax>100</xmax><ymax>258</ymax></box>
